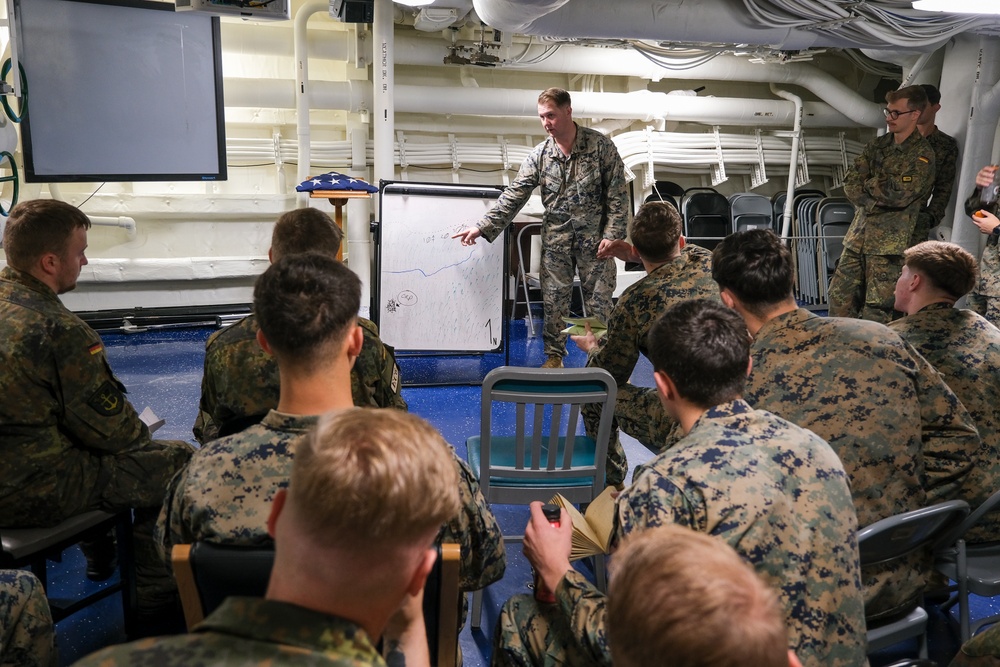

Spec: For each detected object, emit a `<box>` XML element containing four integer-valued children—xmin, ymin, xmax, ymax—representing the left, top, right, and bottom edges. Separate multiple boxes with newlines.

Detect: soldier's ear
<box><xmin>267</xmin><ymin>489</ymin><xmax>287</xmax><ymax>539</ymax></box>
<box><xmin>256</xmin><ymin>328</ymin><xmax>274</xmax><ymax>356</ymax></box>
<box><xmin>38</xmin><ymin>252</ymin><xmax>60</xmax><ymax>278</ymax></box>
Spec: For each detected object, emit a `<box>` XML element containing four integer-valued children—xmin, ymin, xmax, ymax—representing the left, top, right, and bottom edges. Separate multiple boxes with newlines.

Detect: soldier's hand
<box><xmin>972</xmin><ymin>209</ymin><xmax>1000</xmax><ymax>235</ymax></box>
<box><xmin>452</xmin><ymin>227</ymin><xmax>482</xmax><ymax>246</ymax></box>
<box><xmin>569</xmin><ymin>322</ymin><xmax>599</xmax><ymax>354</ymax></box>
<box><xmin>597</xmin><ymin>238</ymin><xmax>638</xmax><ymax>262</ymax></box>
<box><xmin>976</xmin><ymin>166</ymin><xmax>998</xmax><ymax>189</ymax></box>
<box><xmin>523</xmin><ymin>502</ymin><xmax>573</xmax><ymax>594</ymax></box>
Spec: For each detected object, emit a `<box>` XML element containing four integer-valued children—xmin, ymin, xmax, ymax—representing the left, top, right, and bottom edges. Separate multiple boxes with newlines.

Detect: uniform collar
<box><xmin>0</xmin><ymin>266</ymin><xmax>59</xmax><ymax>300</ymax></box>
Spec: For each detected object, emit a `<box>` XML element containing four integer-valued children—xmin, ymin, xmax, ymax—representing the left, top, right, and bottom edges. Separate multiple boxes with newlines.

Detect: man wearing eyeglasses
<box><xmin>828</xmin><ymin>84</ymin><xmax>936</xmax><ymax>323</ymax></box>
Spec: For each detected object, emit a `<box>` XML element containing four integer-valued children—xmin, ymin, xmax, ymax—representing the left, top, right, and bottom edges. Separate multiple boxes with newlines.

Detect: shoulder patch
<box><xmin>917</xmin><ymin>156</ymin><xmax>930</xmax><ymax>163</ymax></box>
<box><xmin>88</xmin><ymin>342</ymin><xmax>103</xmax><ymax>355</ymax></box>
<box><xmin>87</xmin><ymin>381</ymin><xmax>125</xmax><ymax>416</ymax></box>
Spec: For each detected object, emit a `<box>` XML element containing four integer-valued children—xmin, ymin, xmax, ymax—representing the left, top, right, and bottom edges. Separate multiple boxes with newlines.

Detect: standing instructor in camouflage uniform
<box><xmin>453</xmin><ymin>88</ymin><xmax>629</xmax><ymax>367</ymax></box>
<box><xmin>0</xmin><ymin>199</ymin><xmax>192</xmax><ymax>614</ymax></box>
<box><xmin>828</xmin><ymin>85</ymin><xmax>936</xmax><ymax>323</ymax></box>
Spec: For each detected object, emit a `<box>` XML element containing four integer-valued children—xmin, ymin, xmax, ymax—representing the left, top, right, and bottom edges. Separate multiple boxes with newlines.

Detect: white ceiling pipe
<box><xmin>469</xmin><ymin>0</ymin><xmax>934</xmax><ymax>51</ymax></box>
<box><xmin>294</xmin><ymin>1</ymin><xmax>329</xmax><ymax>207</ymax></box>
<box><xmin>221</xmin><ymin>21</ymin><xmax>354</xmax><ymax>62</ymax></box>
<box><xmin>222</xmin><ymin>78</ymin><xmax>859</xmax><ymax>128</ymax></box>
<box><xmin>771</xmin><ymin>84</ymin><xmax>804</xmax><ymax>239</ymax></box>
<box><xmin>393</xmin><ymin>35</ymin><xmax>884</xmax><ymax>127</ymax></box>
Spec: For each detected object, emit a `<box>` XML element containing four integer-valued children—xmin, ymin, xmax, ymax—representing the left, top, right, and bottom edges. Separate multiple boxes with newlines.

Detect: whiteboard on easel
<box><xmin>377</xmin><ymin>182</ymin><xmax>506</xmax><ymax>352</ymax></box>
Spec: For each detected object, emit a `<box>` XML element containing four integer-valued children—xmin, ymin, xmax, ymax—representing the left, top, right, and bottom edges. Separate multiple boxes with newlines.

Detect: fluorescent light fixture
<box><xmin>912</xmin><ymin>0</ymin><xmax>1000</xmax><ymax>13</ymax></box>
<box><xmin>393</xmin><ymin>0</ymin><xmax>435</xmax><ymax>6</ymax></box>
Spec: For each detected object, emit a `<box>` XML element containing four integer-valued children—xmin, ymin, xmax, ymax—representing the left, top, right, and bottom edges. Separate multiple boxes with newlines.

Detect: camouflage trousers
<box><xmin>0</xmin><ymin>439</ymin><xmax>192</xmax><ymax>612</ymax></box>
<box><xmin>827</xmin><ymin>248</ymin><xmax>903</xmax><ymax>324</ymax></box>
<box><xmin>582</xmin><ymin>384</ymin><xmax>677</xmax><ymax>487</ymax></box>
<box><xmin>491</xmin><ymin>594</ymin><xmax>608</xmax><ymax>667</ymax></box>
<box><xmin>862</xmin><ymin>551</ymin><xmax>926</xmax><ymax>625</ymax></box>
<box><xmin>0</xmin><ymin>570</ymin><xmax>55</xmax><ymax>667</ymax></box>
<box><xmin>540</xmin><ymin>233</ymin><xmax>616</xmax><ymax>359</ymax></box>
<box><xmin>970</xmin><ymin>243</ymin><xmax>1000</xmax><ymax>328</ymax></box>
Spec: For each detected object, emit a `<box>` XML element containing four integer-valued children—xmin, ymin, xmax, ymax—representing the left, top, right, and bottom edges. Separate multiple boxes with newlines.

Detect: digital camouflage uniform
<box><xmin>829</xmin><ymin>130</ymin><xmax>936</xmax><ymax>323</ymax></box>
<box><xmin>493</xmin><ymin>400</ymin><xmax>868</xmax><ymax>667</ymax></box>
<box><xmin>72</xmin><ymin>597</ymin><xmax>385</xmax><ymax>667</ymax></box>
<box><xmin>890</xmin><ymin>303</ymin><xmax>1000</xmax><ymax>542</ymax></box>
<box><xmin>160</xmin><ymin>409</ymin><xmax>505</xmax><ymax>629</ymax></box>
<box><xmin>581</xmin><ymin>245</ymin><xmax>718</xmax><ymax>486</ymax></box>
<box><xmin>0</xmin><ymin>570</ymin><xmax>55</xmax><ymax>667</ymax></box>
<box><xmin>477</xmin><ymin>124</ymin><xmax>629</xmax><ymax>359</ymax></box>
<box><xmin>193</xmin><ymin>314</ymin><xmax>405</xmax><ymax>444</ymax></box>
<box><xmin>950</xmin><ymin>623</ymin><xmax>1000</xmax><ymax>667</ymax></box>
<box><xmin>964</xmin><ymin>188</ymin><xmax>1000</xmax><ymax>328</ymax></box>
<box><xmin>0</xmin><ymin>266</ymin><xmax>193</xmax><ymax>609</ymax></box>
<box><xmin>913</xmin><ymin>127</ymin><xmax>959</xmax><ymax>246</ymax></box>
<box><xmin>745</xmin><ymin>308</ymin><xmax>978</xmax><ymax>622</ymax></box>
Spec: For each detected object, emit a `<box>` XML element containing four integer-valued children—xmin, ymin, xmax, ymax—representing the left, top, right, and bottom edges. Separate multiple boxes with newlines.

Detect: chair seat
<box><xmin>467</xmin><ymin>435</ymin><xmax>597</xmax><ymax>488</ymax></box>
<box><xmin>1</xmin><ymin>510</ymin><xmax>118</xmax><ymax>562</ymax></box>
<box><xmin>867</xmin><ymin>606</ymin><xmax>929</xmax><ymax>653</ymax></box>
<box><xmin>939</xmin><ymin>542</ymin><xmax>1000</xmax><ymax>595</ymax></box>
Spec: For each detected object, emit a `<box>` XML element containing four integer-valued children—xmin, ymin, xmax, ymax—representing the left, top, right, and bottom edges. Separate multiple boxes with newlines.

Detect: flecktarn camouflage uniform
<box><xmin>477</xmin><ymin>124</ymin><xmax>629</xmax><ymax>359</ymax></box>
<box><xmin>72</xmin><ymin>597</ymin><xmax>385</xmax><ymax>666</ymax></box>
<box><xmin>950</xmin><ymin>623</ymin><xmax>1000</xmax><ymax>667</ymax></box>
<box><xmin>964</xmin><ymin>188</ymin><xmax>1000</xmax><ymax>328</ymax></box>
<box><xmin>160</xmin><ymin>408</ymin><xmax>505</xmax><ymax>630</ymax></box>
<box><xmin>0</xmin><ymin>570</ymin><xmax>54</xmax><ymax>667</ymax></box>
<box><xmin>493</xmin><ymin>400</ymin><xmax>867</xmax><ymax>667</ymax></box>
<box><xmin>746</xmin><ymin>308</ymin><xmax>977</xmax><ymax>621</ymax></box>
<box><xmin>0</xmin><ymin>266</ymin><xmax>193</xmax><ymax>610</ymax></box>
<box><xmin>582</xmin><ymin>245</ymin><xmax>718</xmax><ymax>485</ymax></box>
<box><xmin>829</xmin><ymin>130</ymin><xmax>935</xmax><ymax>323</ymax></box>
<box><xmin>193</xmin><ymin>314</ymin><xmax>406</xmax><ymax>444</ymax></box>
<box><xmin>913</xmin><ymin>127</ymin><xmax>959</xmax><ymax>246</ymax></box>
<box><xmin>891</xmin><ymin>303</ymin><xmax>1000</xmax><ymax>541</ymax></box>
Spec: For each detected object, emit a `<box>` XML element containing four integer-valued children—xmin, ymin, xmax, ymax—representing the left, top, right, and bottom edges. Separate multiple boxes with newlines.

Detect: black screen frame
<box><xmin>15</xmin><ymin>0</ymin><xmax>228</xmax><ymax>183</ymax></box>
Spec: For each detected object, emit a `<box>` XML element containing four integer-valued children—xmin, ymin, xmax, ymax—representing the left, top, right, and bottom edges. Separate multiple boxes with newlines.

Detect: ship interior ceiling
<box><xmin>3</xmin><ymin>0</ymin><xmax>1000</xmax><ymax>664</ymax></box>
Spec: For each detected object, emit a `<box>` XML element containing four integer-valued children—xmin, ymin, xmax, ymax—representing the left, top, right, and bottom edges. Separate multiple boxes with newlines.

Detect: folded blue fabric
<box><xmin>295</xmin><ymin>171</ymin><xmax>378</xmax><ymax>193</ymax></box>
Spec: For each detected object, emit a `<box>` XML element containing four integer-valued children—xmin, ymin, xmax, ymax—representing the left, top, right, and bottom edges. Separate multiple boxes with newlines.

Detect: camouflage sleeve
<box><xmin>587</xmin><ymin>301</ymin><xmax>640</xmax><ymax>387</ymax></box>
<box><xmin>862</xmin><ymin>147</ymin><xmax>935</xmax><ymax>210</ymax></box>
<box><xmin>154</xmin><ymin>466</ymin><xmax>197</xmax><ymax>568</ymax></box>
<box><xmin>610</xmin><ymin>467</ymin><xmax>699</xmax><ymax>550</ymax></box>
<box><xmin>58</xmin><ymin>323</ymin><xmax>150</xmax><ymax>453</ymax></box>
<box><xmin>478</xmin><ymin>149</ymin><xmax>542</xmax><ymax>243</ymax></box>
<box><xmin>0</xmin><ymin>569</ymin><xmax>55</xmax><ymax>667</ymax></box>
<box><xmin>194</xmin><ymin>331</ymin><xmax>224</xmax><ymax>444</ymax></box>
<box><xmin>844</xmin><ymin>144</ymin><xmax>874</xmax><ymax>209</ymax></box>
<box><xmin>439</xmin><ymin>455</ymin><xmax>506</xmax><ymax>592</ymax></box>
<box><xmin>905</xmin><ymin>340</ymin><xmax>978</xmax><ymax>503</ymax></box>
<box><xmin>600</xmin><ymin>139</ymin><xmax>629</xmax><ymax>242</ymax></box>
<box><xmin>355</xmin><ymin>320</ymin><xmax>407</xmax><ymax>411</ymax></box>
<box><xmin>554</xmin><ymin>569</ymin><xmax>612</xmax><ymax>666</ymax></box>
<box><xmin>926</xmin><ymin>137</ymin><xmax>958</xmax><ymax>225</ymax></box>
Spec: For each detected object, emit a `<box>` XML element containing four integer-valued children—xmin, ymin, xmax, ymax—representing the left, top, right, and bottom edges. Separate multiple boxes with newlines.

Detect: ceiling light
<box><xmin>912</xmin><ymin>0</ymin><xmax>1000</xmax><ymax>13</ymax></box>
<box><xmin>393</xmin><ymin>0</ymin><xmax>435</xmax><ymax>6</ymax></box>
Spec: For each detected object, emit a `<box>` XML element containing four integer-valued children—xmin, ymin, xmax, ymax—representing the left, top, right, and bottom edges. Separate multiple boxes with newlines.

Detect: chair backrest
<box><xmin>644</xmin><ymin>191</ymin><xmax>678</xmax><ymax>211</ymax></box>
<box><xmin>728</xmin><ymin>192</ymin><xmax>772</xmax><ymax>232</ymax></box>
<box><xmin>681</xmin><ymin>187</ymin><xmax>731</xmax><ymax>250</ymax></box>
<box><xmin>858</xmin><ymin>500</ymin><xmax>970</xmax><ymax>567</ymax></box>
<box><xmin>173</xmin><ymin>541</ymin><xmax>461</xmax><ymax>667</ymax></box>
<box><xmin>478</xmin><ymin>366</ymin><xmax>617</xmax><ymax>505</ymax></box>
<box><xmin>816</xmin><ymin>197</ymin><xmax>854</xmax><ymax>273</ymax></box>
<box><xmin>516</xmin><ymin>222</ymin><xmax>543</xmax><ymax>279</ymax></box>
<box><xmin>934</xmin><ymin>488</ymin><xmax>1000</xmax><ymax>551</ymax></box>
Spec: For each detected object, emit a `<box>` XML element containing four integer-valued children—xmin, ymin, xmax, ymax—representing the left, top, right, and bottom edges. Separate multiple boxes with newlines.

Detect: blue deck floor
<box><xmin>39</xmin><ymin>315</ymin><xmax>998</xmax><ymax>666</ymax></box>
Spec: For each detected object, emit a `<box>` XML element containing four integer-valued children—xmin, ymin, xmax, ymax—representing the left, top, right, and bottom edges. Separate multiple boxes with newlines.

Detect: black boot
<box><xmin>79</xmin><ymin>529</ymin><xmax>118</xmax><ymax>581</ymax></box>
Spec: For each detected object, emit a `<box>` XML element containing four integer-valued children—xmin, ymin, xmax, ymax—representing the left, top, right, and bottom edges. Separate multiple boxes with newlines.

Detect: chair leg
<box><xmin>115</xmin><ymin>511</ymin><xmax>138</xmax><ymax>639</ymax></box>
<box><xmin>918</xmin><ymin>629</ymin><xmax>929</xmax><ymax>659</ymax></box>
<box><xmin>958</xmin><ymin>540</ymin><xmax>971</xmax><ymax>643</ymax></box>
<box><xmin>471</xmin><ymin>588</ymin><xmax>483</xmax><ymax>629</ymax></box>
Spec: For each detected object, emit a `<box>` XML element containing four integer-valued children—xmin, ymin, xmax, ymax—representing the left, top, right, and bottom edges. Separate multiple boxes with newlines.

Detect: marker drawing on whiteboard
<box><xmin>386</xmin><ymin>249</ymin><xmax>477</xmax><ymax>278</ymax></box>
<box><xmin>397</xmin><ymin>290</ymin><xmax>417</xmax><ymax>306</ymax></box>
<box><xmin>385</xmin><ymin>298</ymin><xmax>398</xmax><ymax>313</ymax></box>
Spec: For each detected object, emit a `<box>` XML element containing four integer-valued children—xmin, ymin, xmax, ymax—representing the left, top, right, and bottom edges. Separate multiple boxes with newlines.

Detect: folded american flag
<box><xmin>295</xmin><ymin>171</ymin><xmax>379</xmax><ymax>193</ymax></box>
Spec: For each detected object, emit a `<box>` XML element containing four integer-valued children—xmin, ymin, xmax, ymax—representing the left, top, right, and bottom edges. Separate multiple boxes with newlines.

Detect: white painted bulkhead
<box><xmin>0</xmin><ymin>0</ymin><xmax>998</xmax><ymax>315</ymax></box>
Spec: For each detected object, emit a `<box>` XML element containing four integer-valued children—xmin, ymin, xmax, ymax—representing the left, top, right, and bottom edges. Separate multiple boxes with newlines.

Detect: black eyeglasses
<box><xmin>883</xmin><ymin>108</ymin><xmax>918</xmax><ymax>120</ymax></box>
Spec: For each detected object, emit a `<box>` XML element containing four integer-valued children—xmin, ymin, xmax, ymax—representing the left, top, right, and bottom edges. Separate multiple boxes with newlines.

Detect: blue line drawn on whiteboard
<box><xmin>385</xmin><ymin>250</ymin><xmax>476</xmax><ymax>278</ymax></box>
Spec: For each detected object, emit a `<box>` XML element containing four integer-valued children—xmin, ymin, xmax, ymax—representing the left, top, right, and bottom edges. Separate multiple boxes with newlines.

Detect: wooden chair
<box><xmin>0</xmin><ymin>509</ymin><xmax>137</xmax><ymax>637</ymax></box>
<box><xmin>172</xmin><ymin>541</ymin><xmax>460</xmax><ymax>667</ymax></box>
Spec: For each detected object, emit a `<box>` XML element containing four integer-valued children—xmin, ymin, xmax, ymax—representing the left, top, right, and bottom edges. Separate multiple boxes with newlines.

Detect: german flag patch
<box><xmin>88</xmin><ymin>342</ymin><xmax>103</xmax><ymax>355</ymax></box>
<box><xmin>917</xmin><ymin>156</ymin><xmax>930</xmax><ymax>163</ymax></box>
<box><xmin>903</xmin><ymin>176</ymin><xmax>912</xmax><ymax>182</ymax></box>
